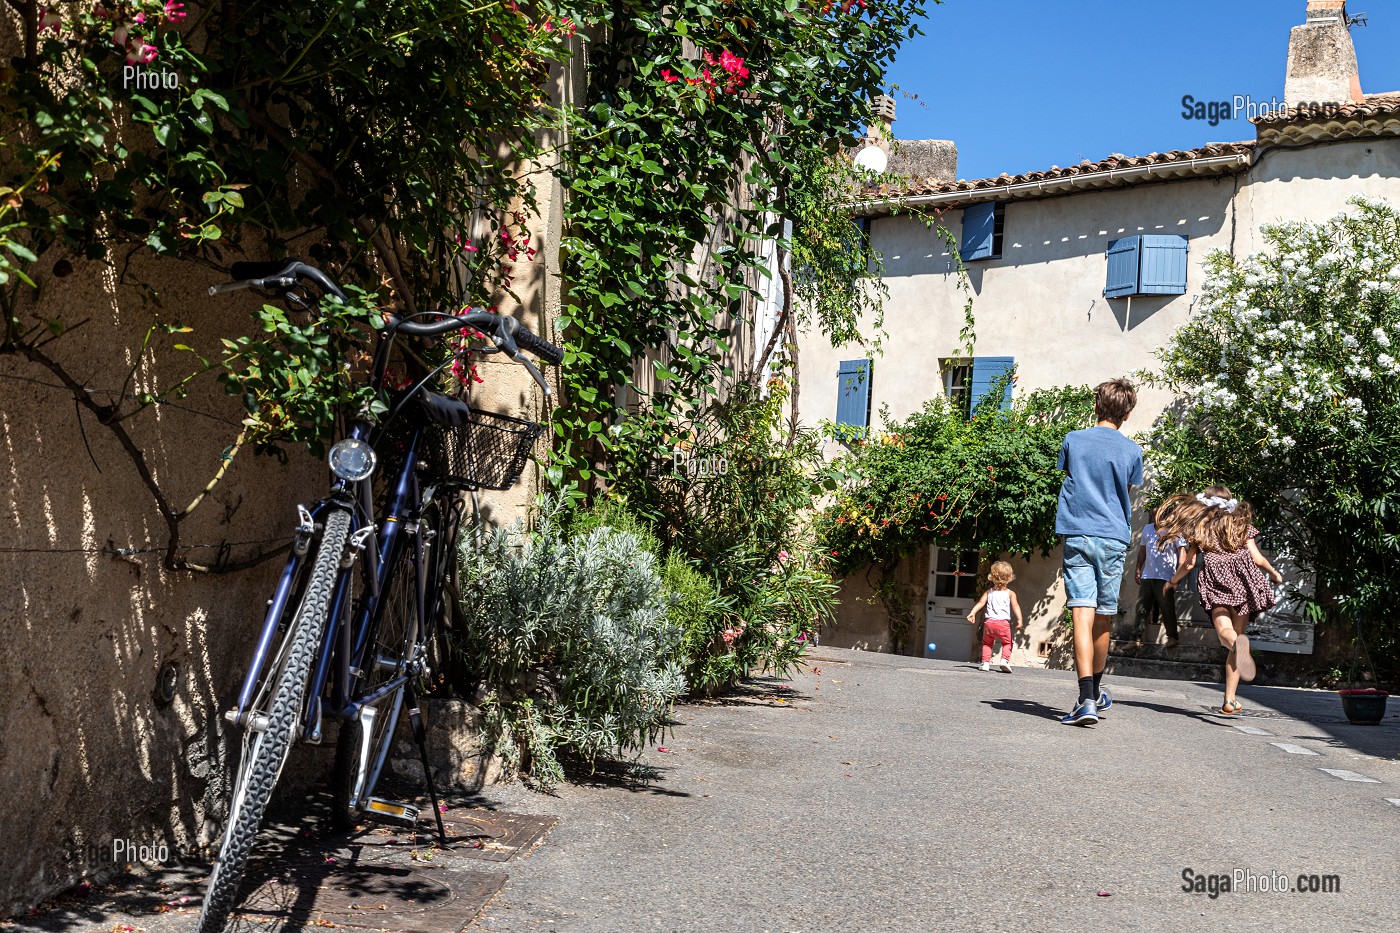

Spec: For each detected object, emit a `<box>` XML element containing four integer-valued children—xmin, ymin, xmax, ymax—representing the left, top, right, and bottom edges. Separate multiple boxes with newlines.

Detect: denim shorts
<box><xmin>1062</xmin><ymin>535</ymin><xmax>1129</xmax><ymax>615</ymax></box>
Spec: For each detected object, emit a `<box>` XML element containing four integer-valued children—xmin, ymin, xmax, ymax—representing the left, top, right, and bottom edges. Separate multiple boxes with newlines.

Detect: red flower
<box><xmin>660</xmin><ymin>68</ymin><xmax>679</xmax><ymax>83</ymax></box>
<box><xmin>718</xmin><ymin>50</ymin><xmax>749</xmax><ymax>81</ymax></box>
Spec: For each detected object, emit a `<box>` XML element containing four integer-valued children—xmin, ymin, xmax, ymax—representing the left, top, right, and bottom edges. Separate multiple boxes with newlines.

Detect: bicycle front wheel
<box><xmin>195</xmin><ymin>508</ymin><xmax>351</xmax><ymax>933</ymax></box>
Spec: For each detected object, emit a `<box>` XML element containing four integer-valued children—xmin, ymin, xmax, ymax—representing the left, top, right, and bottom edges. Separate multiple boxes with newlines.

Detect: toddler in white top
<box><xmin>967</xmin><ymin>561</ymin><xmax>1024</xmax><ymax>672</ymax></box>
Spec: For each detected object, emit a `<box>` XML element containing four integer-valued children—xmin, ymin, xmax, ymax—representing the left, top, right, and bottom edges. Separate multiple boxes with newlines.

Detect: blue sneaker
<box><xmin>1060</xmin><ymin>701</ymin><xmax>1099</xmax><ymax>726</ymax></box>
<box><xmin>1095</xmin><ymin>687</ymin><xmax>1113</xmax><ymax>713</ymax></box>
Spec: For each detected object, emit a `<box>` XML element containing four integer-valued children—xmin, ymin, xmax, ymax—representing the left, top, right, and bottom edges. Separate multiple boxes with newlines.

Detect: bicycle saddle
<box><xmin>412</xmin><ymin>390</ymin><xmax>475</xmax><ymax>427</ymax></box>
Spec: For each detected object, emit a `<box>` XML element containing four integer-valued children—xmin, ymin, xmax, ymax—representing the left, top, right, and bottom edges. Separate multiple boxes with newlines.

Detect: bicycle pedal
<box><xmin>363</xmin><ymin>798</ymin><xmax>419</xmax><ymax>828</ymax></box>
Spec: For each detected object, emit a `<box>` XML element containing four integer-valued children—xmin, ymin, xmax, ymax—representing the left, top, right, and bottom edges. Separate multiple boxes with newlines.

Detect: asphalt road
<box><xmin>470</xmin><ymin>648</ymin><xmax>1400</xmax><ymax>933</ymax></box>
<box><xmin>11</xmin><ymin>648</ymin><xmax>1399</xmax><ymax>933</ymax></box>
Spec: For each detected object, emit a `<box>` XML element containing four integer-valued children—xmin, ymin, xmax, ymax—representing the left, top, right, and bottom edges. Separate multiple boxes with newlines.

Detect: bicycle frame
<box><xmin>229</xmin><ymin>418</ymin><xmax>437</xmax><ymax>745</ymax></box>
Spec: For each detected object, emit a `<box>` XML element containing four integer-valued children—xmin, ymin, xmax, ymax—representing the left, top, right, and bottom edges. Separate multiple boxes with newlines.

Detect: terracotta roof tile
<box><xmin>1253</xmin><ymin>92</ymin><xmax>1400</xmax><ymax>125</ymax></box>
<box><xmin>886</xmin><ymin>142</ymin><xmax>1255</xmax><ymax>199</ymax></box>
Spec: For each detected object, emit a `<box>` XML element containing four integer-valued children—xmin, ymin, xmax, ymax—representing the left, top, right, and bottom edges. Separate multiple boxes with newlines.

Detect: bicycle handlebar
<box><xmin>210</xmin><ymin>259</ymin><xmax>562</xmax><ymax>394</ymax></box>
<box><xmin>210</xmin><ymin>259</ymin><xmax>349</xmax><ymax>304</ymax></box>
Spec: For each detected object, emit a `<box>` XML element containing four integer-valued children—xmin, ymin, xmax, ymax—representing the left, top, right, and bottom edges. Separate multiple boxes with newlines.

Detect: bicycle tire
<box><xmin>329</xmin><ymin>501</ymin><xmax>433</xmax><ymax>829</ymax></box>
<box><xmin>195</xmin><ymin>508</ymin><xmax>352</xmax><ymax>933</ymax></box>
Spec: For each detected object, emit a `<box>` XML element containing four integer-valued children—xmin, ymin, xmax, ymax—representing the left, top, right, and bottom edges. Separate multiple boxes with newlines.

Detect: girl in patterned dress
<box><xmin>1157</xmin><ymin>486</ymin><xmax>1283</xmax><ymax>715</ymax></box>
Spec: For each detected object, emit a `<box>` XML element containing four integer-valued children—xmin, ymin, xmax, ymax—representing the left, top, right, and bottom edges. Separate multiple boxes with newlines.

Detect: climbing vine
<box><xmin>1</xmin><ymin>1</ymin><xmax>569</xmax><ymax>568</ymax></box>
<box><xmin>547</xmin><ymin>0</ymin><xmax>929</xmax><ymax>492</ymax></box>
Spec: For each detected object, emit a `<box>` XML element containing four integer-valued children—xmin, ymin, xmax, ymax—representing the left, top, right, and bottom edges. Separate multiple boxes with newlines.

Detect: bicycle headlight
<box><xmin>328</xmin><ymin>438</ymin><xmax>377</xmax><ymax>481</ymax></box>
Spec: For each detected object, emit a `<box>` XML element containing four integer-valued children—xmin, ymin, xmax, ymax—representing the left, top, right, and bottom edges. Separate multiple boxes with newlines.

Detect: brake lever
<box><xmin>515</xmin><ymin>354</ymin><xmax>552</xmax><ymax>398</ymax></box>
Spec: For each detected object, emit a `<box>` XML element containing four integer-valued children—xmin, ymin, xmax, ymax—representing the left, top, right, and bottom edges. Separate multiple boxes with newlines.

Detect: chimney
<box><xmin>866</xmin><ymin>95</ymin><xmax>897</xmax><ymax>154</ymax></box>
<box><xmin>1285</xmin><ymin>1</ymin><xmax>1363</xmax><ymax>107</ymax></box>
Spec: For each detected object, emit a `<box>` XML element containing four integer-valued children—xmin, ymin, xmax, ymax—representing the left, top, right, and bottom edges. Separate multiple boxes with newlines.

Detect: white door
<box><xmin>925</xmin><ymin>547</ymin><xmax>981</xmax><ymax>660</ymax></box>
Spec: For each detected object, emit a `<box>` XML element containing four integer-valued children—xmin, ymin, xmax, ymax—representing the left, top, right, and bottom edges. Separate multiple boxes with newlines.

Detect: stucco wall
<box><xmin>0</xmin><ymin>58</ymin><xmax>575</xmax><ymax>917</ymax></box>
<box><xmin>1</xmin><ymin>252</ymin><xmax>327</xmax><ymax>911</ymax></box>
<box><xmin>806</xmin><ymin>133</ymin><xmax>1400</xmax><ymax>666</ymax></box>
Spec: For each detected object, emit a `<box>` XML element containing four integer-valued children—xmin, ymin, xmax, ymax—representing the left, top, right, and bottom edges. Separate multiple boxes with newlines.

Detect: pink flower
<box><xmin>165</xmin><ymin>1</ymin><xmax>187</xmax><ymax>22</ymax></box>
<box><xmin>112</xmin><ymin>25</ymin><xmax>129</xmax><ymax>47</ymax></box>
<box><xmin>134</xmin><ymin>12</ymin><xmax>146</xmax><ymax>24</ymax></box>
<box><xmin>778</xmin><ymin>550</ymin><xmax>790</xmax><ymax>563</ymax></box>
<box><xmin>126</xmin><ymin>41</ymin><xmax>158</xmax><ymax>65</ymax></box>
<box><xmin>38</xmin><ymin>7</ymin><xmax>62</xmax><ymax>33</ymax></box>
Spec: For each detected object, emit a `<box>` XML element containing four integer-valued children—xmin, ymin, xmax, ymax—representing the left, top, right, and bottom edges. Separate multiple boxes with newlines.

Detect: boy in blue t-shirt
<box><xmin>1056</xmin><ymin>379</ymin><xmax>1143</xmax><ymax>726</ymax></box>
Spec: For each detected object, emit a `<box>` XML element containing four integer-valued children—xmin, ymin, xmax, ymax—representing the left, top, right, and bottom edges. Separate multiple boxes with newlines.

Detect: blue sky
<box><xmin>884</xmin><ymin>0</ymin><xmax>1400</xmax><ymax>181</ymax></box>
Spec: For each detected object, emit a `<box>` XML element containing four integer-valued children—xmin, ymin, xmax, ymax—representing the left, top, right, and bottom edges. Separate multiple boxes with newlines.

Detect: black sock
<box><xmin>1078</xmin><ymin>676</ymin><xmax>1095</xmax><ymax>705</ymax></box>
<box><xmin>1093</xmin><ymin>670</ymin><xmax>1104</xmax><ymax>699</ymax></box>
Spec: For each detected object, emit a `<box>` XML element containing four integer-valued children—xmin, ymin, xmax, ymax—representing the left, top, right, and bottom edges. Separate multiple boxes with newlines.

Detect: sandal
<box><xmin>1219</xmin><ymin>699</ymin><xmax>1243</xmax><ymax>715</ymax></box>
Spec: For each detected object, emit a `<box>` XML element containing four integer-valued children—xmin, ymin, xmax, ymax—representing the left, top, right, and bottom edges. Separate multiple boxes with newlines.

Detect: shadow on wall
<box><xmin>1108</xmin><ymin>293</ymin><xmax>1176</xmax><ymax>332</ymax></box>
<box><xmin>820</xmin><ymin>548</ymin><xmax>929</xmax><ymax>656</ymax></box>
<box><xmin>877</xmin><ymin>188</ymin><xmax>1232</xmax><ymax>281</ymax></box>
<box><xmin>0</xmin><ymin>250</ymin><xmax>333</xmax><ymax>914</ymax></box>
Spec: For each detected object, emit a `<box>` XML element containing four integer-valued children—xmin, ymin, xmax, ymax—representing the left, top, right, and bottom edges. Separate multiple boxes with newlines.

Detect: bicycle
<box><xmin>193</xmin><ymin>259</ymin><xmax>562</xmax><ymax>933</ymax></box>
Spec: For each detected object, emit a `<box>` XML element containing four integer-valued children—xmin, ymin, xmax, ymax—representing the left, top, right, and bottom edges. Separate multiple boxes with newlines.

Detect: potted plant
<box><xmin>1339</xmin><ymin>687</ymin><xmax>1388</xmax><ymax>724</ymax></box>
<box><xmin>1338</xmin><ymin>618</ymin><xmax>1388</xmax><ymax>725</ymax></box>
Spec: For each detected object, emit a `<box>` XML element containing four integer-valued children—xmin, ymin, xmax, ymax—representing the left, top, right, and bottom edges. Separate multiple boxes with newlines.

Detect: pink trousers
<box><xmin>982</xmin><ymin>619</ymin><xmax>1013</xmax><ymax>662</ymax></box>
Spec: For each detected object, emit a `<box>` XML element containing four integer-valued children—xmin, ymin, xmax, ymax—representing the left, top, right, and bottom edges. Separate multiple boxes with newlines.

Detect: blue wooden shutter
<box><xmin>969</xmin><ymin>357</ymin><xmax>1014</xmax><ymax>411</ymax></box>
<box><xmin>836</xmin><ymin>359</ymin><xmax>872</xmax><ymax>432</ymax></box>
<box><xmin>1104</xmin><ymin>236</ymin><xmax>1142</xmax><ymax>298</ymax></box>
<box><xmin>959</xmin><ymin>202</ymin><xmax>997</xmax><ymax>261</ymax></box>
<box><xmin>1138</xmin><ymin>235</ymin><xmax>1189</xmax><ymax>294</ymax></box>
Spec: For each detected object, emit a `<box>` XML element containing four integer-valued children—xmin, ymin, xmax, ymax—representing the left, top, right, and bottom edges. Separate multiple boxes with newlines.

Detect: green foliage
<box><xmin>3</xmin><ymin>1</ymin><xmax>565</xmax><ymax>447</ymax></box>
<box><xmin>790</xmin><ymin>150</ymin><xmax>890</xmax><ymax>351</ymax></box>
<box><xmin>548</xmin><ymin>0</ymin><xmax>928</xmax><ymax>489</ymax></box>
<box><xmin>1144</xmin><ymin>197</ymin><xmax>1400</xmax><ymax>679</ymax></box>
<box><xmin>610</xmin><ymin>381</ymin><xmax>840</xmax><ymax>691</ymax></box>
<box><xmin>213</xmin><ymin>288</ymin><xmax>387</xmax><ymax>454</ymax></box>
<box><xmin>456</xmin><ymin>500</ymin><xmax>687</xmax><ymax>788</ymax></box>
<box><xmin>817</xmin><ymin>378</ymin><xmax>1096</xmax><ymax>577</ymax></box>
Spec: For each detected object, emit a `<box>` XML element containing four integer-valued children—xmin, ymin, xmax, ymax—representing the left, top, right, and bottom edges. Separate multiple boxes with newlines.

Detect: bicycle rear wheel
<box><xmin>330</xmin><ymin>501</ymin><xmax>437</xmax><ymax>829</ymax></box>
<box><xmin>195</xmin><ymin>508</ymin><xmax>351</xmax><ymax>933</ymax></box>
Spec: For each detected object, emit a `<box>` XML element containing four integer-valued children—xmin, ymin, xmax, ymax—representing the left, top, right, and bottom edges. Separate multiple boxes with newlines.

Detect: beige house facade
<box><xmin>804</xmin><ymin>1</ymin><xmax>1400</xmax><ymax>671</ymax></box>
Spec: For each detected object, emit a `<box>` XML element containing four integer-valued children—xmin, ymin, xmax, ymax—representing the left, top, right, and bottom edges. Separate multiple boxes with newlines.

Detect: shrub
<box><xmin>611</xmin><ymin>381</ymin><xmax>839</xmax><ymax>690</ymax></box>
<box><xmin>1144</xmin><ymin>197</ymin><xmax>1400</xmax><ymax>680</ymax></box>
<box><xmin>455</xmin><ymin>501</ymin><xmax>686</xmax><ymax>788</ymax></box>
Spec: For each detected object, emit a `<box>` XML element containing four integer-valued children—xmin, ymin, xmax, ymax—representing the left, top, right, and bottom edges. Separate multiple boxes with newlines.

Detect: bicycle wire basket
<box><xmin>417</xmin><ymin>408</ymin><xmax>545</xmax><ymax>491</ymax></box>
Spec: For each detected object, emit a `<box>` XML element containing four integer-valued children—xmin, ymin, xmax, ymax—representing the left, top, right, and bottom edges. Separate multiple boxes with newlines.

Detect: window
<box><xmin>959</xmin><ymin>202</ymin><xmax>1005</xmax><ymax>262</ymax></box>
<box><xmin>835</xmin><ymin>359</ymin><xmax>873</xmax><ymax>434</ymax></box>
<box><xmin>932</xmin><ymin>548</ymin><xmax>980</xmax><ymax>600</ymax></box>
<box><xmin>941</xmin><ymin>359</ymin><xmax>971</xmax><ymax>409</ymax></box>
<box><xmin>943</xmin><ymin>357</ymin><xmax>1014</xmax><ymax>413</ymax></box>
<box><xmin>1104</xmin><ymin>234</ymin><xmax>1189</xmax><ymax>298</ymax></box>
<box><xmin>849</xmin><ymin>216</ymin><xmax>873</xmax><ymax>271</ymax></box>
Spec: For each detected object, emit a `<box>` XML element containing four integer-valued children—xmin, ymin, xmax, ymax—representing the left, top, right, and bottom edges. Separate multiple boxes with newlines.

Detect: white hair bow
<box><xmin>1196</xmin><ymin>493</ymin><xmax>1238</xmax><ymax>513</ymax></box>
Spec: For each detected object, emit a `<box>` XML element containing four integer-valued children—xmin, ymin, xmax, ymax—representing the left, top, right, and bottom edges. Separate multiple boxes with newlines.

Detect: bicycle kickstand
<box><xmin>405</xmin><ymin>683</ymin><xmax>450</xmax><ymax>847</ymax></box>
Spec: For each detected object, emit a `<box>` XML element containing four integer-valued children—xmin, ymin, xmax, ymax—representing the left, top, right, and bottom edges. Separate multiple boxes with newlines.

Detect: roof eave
<box><xmin>855</xmin><ymin>152</ymin><xmax>1254</xmax><ymax>216</ymax></box>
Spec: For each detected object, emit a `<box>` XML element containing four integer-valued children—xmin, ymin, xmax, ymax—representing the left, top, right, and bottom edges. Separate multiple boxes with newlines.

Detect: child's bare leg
<box><xmin>1212</xmin><ymin>608</ymin><xmax>1240</xmax><ymax>703</ymax></box>
<box><xmin>1232</xmin><ymin>610</ymin><xmax>1256</xmax><ymax>682</ymax></box>
<box><xmin>1223</xmin><ymin>646</ymin><xmax>1241</xmax><ymax>704</ymax></box>
<box><xmin>1072</xmin><ymin>606</ymin><xmax>1099</xmax><ymax>678</ymax></box>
